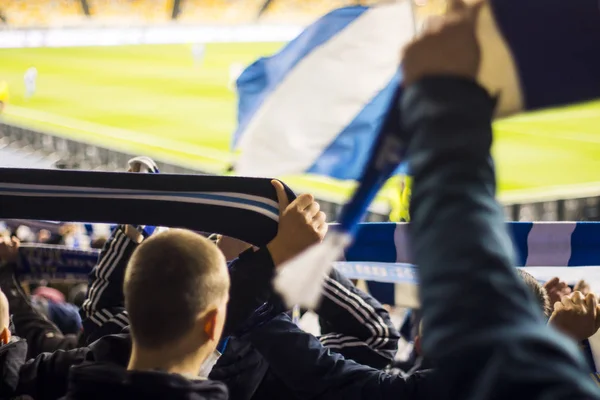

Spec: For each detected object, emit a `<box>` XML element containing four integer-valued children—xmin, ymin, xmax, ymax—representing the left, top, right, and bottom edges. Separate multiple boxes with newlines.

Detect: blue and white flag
<box><xmin>234</xmin><ymin>0</ymin><xmax>600</xmax><ymax>180</ymax></box>
<box><xmin>345</xmin><ymin>222</ymin><xmax>600</xmax><ymax>267</ymax></box>
<box><xmin>234</xmin><ymin>2</ymin><xmax>414</xmax><ymax>179</ymax></box>
<box><xmin>270</xmin><ymin>0</ymin><xmax>600</xmax><ymax>309</ymax></box>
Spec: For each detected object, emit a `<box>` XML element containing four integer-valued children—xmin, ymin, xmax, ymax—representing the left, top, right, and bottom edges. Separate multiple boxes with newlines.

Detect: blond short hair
<box><xmin>124</xmin><ymin>229</ymin><xmax>229</xmax><ymax>348</ymax></box>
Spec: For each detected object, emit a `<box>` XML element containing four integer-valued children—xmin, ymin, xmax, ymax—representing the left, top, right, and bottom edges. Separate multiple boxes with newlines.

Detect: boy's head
<box><xmin>124</xmin><ymin>229</ymin><xmax>230</xmax><ymax>359</ymax></box>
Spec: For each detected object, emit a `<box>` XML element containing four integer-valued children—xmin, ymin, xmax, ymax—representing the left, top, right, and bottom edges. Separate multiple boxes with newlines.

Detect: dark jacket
<box><xmin>405</xmin><ymin>77</ymin><xmax>600</xmax><ymax>399</ymax></box>
<box><xmin>211</xmin><ymin>267</ymin><xmax>400</xmax><ymax>400</ymax></box>
<box><xmin>247</xmin><ymin>314</ymin><xmax>435</xmax><ymax>400</ymax></box>
<box><xmin>0</xmin><ymin>337</ymin><xmax>27</xmax><ymax>399</ymax></box>
<box><xmin>61</xmin><ymin>362</ymin><xmax>228</xmax><ymax>400</ymax></box>
<box><xmin>6</xmin><ymin>241</ymin><xmax>277</xmax><ymax>400</ymax></box>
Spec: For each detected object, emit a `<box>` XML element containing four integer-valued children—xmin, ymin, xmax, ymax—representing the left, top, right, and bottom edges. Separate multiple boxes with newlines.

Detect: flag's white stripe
<box><xmin>0</xmin><ymin>183</ymin><xmax>279</xmax><ymax>210</ymax></box>
<box><xmin>0</xmin><ymin>190</ymin><xmax>279</xmax><ymax>221</ymax></box>
<box><xmin>236</xmin><ymin>1</ymin><xmax>415</xmax><ymax>176</ymax></box>
<box><xmin>525</xmin><ymin>222</ymin><xmax>577</xmax><ymax>267</ymax></box>
<box><xmin>475</xmin><ymin>2</ymin><xmax>524</xmax><ymax>116</ymax></box>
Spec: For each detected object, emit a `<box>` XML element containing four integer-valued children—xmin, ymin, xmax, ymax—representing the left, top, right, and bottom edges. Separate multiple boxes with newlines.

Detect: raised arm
<box><xmin>80</xmin><ymin>224</ymin><xmax>142</xmax><ymax>344</ymax></box>
<box><xmin>317</xmin><ymin>268</ymin><xmax>399</xmax><ymax>368</ymax></box>
<box><xmin>402</xmin><ymin>4</ymin><xmax>600</xmax><ymax>397</ymax></box>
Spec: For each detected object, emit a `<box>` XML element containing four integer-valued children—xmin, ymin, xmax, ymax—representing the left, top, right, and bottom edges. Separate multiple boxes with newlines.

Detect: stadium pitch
<box><xmin>1</xmin><ymin>43</ymin><xmax>600</xmax><ymax>206</ymax></box>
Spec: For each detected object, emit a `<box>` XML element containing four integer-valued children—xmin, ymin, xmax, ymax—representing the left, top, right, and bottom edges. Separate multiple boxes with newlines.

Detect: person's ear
<box><xmin>0</xmin><ymin>326</ymin><xmax>10</xmax><ymax>345</ymax></box>
<box><xmin>202</xmin><ymin>309</ymin><xmax>219</xmax><ymax>342</ymax></box>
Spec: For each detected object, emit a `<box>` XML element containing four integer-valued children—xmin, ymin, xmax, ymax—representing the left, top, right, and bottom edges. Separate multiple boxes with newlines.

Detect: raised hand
<box><xmin>266</xmin><ymin>180</ymin><xmax>328</xmax><ymax>267</ymax></box>
<box><xmin>549</xmin><ymin>291</ymin><xmax>600</xmax><ymax>342</ymax></box>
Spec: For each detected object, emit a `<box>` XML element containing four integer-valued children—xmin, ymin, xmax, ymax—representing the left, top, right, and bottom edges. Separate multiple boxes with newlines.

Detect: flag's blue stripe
<box><xmin>490</xmin><ymin>0</ymin><xmax>600</xmax><ymax>109</ymax></box>
<box><xmin>508</xmin><ymin>222</ymin><xmax>533</xmax><ymax>266</ymax></box>
<box><xmin>233</xmin><ymin>6</ymin><xmax>369</xmax><ymax>148</ymax></box>
<box><xmin>307</xmin><ymin>72</ymin><xmax>401</xmax><ymax>179</ymax></box>
<box><xmin>0</xmin><ymin>188</ymin><xmax>279</xmax><ymax>215</ymax></box>
<box><xmin>345</xmin><ymin>222</ymin><xmax>397</xmax><ymax>262</ymax></box>
<box><xmin>346</xmin><ymin>222</ymin><xmax>600</xmax><ymax>266</ymax></box>
<box><xmin>569</xmin><ymin>222</ymin><xmax>600</xmax><ymax>266</ymax></box>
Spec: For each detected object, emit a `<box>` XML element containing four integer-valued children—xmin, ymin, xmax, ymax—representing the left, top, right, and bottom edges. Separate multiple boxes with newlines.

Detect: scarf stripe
<box><xmin>0</xmin><ymin>168</ymin><xmax>293</xmax><ymax>247</ymax></box>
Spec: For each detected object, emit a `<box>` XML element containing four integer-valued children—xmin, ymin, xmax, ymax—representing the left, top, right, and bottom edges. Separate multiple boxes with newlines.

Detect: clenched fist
<box><xmin>267</xmin><ymin>180</ymin><xmax>328</xmax><ymax>267</ymax></box>
<box><xmin>549</xmin><ymin>291</ymin><xmax>600</xmax><ymax>342</ymax></box>
<box><xmin>402</xmin><ymin>0</ymin><xmax>482</xmax><ymax>86</ymax></box>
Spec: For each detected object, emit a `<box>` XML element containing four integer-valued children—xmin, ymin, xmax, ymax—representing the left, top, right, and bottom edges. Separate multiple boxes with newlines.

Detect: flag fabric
<box><xmin>345</xmin><ymin>222</ymin><xmax>600</xmax><ymax>267</ymax></box>
<box><xmin>0</xmin><ymin>168</ymin><xmax>294</xmax><ymax>247</ymax></box>
<box><xmin>271</xmin><ymin>0</ymin><xmax>600</xmax><ymax>309</ymax></box>
<box><xmin>234</xmin><ymin>2</ymin><xmax>414</xmax><ymax>179</ymax></box>
<box><xmin>234</xmin><ymin>0</ymin><xmax>600</xmax><ymax>180</ymax></box>
<box><xmin>13</xmin><ymin>221</ymin><xmax>600</xmax><ymax>288</ymax></box>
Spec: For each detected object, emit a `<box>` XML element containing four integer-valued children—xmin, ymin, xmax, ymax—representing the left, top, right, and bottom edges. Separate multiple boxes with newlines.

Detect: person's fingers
<box><xmin>304</xmin><ymin>201</ymin><xmax>321</xmax><ymax>220</ymax></box>
<box><xmin>553</xmin><ymin>301</ymin><xmax>564</xmax><ymax>312</ymax></box>
<box><xmin>561</xmin><ymin>294</ymin><xmax>574</xmax><ymax>307</ymax></box>
<box><xmin>316</xmin><ymin>221</ymin><xmax>329</xmax><ymax>237</ymax></box>
<box><xmin>292</xmin><ymin>193</ymin><xmax>315</xmax><ymax>211</ymax></box>
<box><xmin>571</xmin><ymin>291</ymin><xmax>585</xmax><ymax>304</ymax></box>
<box><xmin>312</xmin><ymin>211</ymin><xmax>327</xmax><ymax>226</ymax></box>
<box><xmin>586</xmin><ymin>293</ymin><xmax>598</xmax><ymax>312</ymax></box>
<box><xmin>10</xmin><ymin>236</ymin><xmax>19</xmax><ymax>247</ymax></box>
<box><xmin>545</xmin><ymin>277</ymin><xmax>560</xmax><ymax>289</ymax></box>
<box><xmin>271</xmin><ymin>180</ymin><xmax>291</xmax><ymax>213</ymax></box>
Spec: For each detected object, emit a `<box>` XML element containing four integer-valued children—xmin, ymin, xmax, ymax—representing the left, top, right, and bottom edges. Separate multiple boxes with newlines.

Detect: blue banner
<box><xmin>17</xmin><ymin>244</ymin><xmax>99</xmax><ymax>282</ymax></box>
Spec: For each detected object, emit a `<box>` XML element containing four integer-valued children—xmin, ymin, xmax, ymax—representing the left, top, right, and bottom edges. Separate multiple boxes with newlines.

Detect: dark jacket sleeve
<box><xmin>14</xmin><ymin>345</ymin><xmax>90</xmax><ymax>400</ymax></box>
<box><xmin>0</xmin><ymin>262</ymin><xmax>82</xmax><ymax>359</ymax></box>
<box><xmin>80</xmin><ymin>225</ymin><xmax>138</xmax><ymax>344</ymax></box>
<box><xmin>247</xmin><ymin>313</ymin><xmax>433</xmax><ymax>400</ymax></box>
<box><xmin>317</xmin><ymin>268</ymin><xmax>400</xmax><ymax>369</ymax></box>
<box><xmin>405</xmin><ymin>77</ymin><xmax>600</xmax><ymax>399</ymax></box>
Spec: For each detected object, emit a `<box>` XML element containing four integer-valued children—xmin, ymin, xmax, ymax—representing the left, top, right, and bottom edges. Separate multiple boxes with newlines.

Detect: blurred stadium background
<box><xmin>1</xmin><ymin>0</ymin><xmax>600</xmax><ymax>222</ymax></box>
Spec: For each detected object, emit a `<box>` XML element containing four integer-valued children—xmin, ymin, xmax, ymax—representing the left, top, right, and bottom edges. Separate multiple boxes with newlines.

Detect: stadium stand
<box><xmin>0</xmin><ymin>0</ymin><xmax>87</xmax><ymax>27</ymax></box>
<box><xmin>0</xmin><ymin>0</ymin><xmax>405</xmax><ymax>27</ymax></box>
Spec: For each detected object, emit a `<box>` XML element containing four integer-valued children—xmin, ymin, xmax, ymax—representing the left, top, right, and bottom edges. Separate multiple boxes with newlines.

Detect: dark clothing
<box><xmin>80</xmin><ymin>225</ymin><xmax>277</xmax><ymax>344</ymax></box>
<box><xmin>247</xmin><ymin>314</ymin><xmax>435</xmax><ymax>400</ymax></box>
<box><xmin>0</xmin><ymin>338</ymin><xmax>27</xmax><ymax>398</ymax></box>
<box><xmin>405</xmin><ymin>77</ymin><xmax>600</xmax><ymax>398</ymax></box>
<box><xmin>61</xmin><ymin>362</ymin><xmax>228</xmax><ymax>400</ymax></box>
<box><xmin>4</xmin><ymin>231</ymin><xmax>277</xmax><ymax>400</ymax></box>
<box><xmin>0</xmin><ymin>262</ymin><xmax>82</xmax><ymax>359</ymax></box>
<box><xmin>212</xmin><ymin>267</ymin><xmax>400</xmax><ymax>400</ymax></box>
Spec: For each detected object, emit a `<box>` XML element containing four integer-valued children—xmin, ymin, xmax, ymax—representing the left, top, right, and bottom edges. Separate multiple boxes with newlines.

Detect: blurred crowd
<box><xmin>2</xmin><ymin>1</ymin><xmax>600</xmax><ymax>399</ymax></box>
<box><xmin>0</xmin><ymin>0</ymin><xmax>442</xmax><ymax>28</ymax></box>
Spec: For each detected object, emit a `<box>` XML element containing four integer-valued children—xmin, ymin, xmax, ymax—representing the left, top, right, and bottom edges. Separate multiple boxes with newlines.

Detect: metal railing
<box><xmin>2</xmin><ymin>121</ymin><xmax>600</xmax><ymax>223</ymax></box>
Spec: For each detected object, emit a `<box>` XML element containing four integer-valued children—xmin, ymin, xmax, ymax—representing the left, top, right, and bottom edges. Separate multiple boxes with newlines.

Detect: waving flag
<box><xmin>272</xmin><ymin>0</ymin><xmax>600</xmax><ymax>309</ymax></box>
<box><xmin>234</xmin><ymin>2</ymin><xmax>414</xmax><ymax>179</ymax></box>
<box><xmin>234</xmin><ymin>0</ymin><xmax>600</xmax><ymax>180</ymax></box>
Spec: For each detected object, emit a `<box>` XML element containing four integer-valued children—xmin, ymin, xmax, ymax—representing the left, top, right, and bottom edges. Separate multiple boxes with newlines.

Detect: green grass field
<box><xmin>1</xmin><ymin>44</ymin><xmax>600</xmax><ymax>208</ymax></box>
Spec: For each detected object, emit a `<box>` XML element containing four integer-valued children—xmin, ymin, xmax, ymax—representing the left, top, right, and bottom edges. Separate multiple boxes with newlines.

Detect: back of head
<box><xmin>517</xmin><ymin>269</ymin><xmax>552</xmax><ymax>319</ymax></box>
<box><xmin>124</xmin><ymin>229</ymin><xmax>229</xmax><ymax>351</ymax></box>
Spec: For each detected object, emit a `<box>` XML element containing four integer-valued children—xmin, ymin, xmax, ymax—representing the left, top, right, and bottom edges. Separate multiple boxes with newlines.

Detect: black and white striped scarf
<box><xmin>0</xmin><ymin>168</ymin><xmax>295</xmax><ymax>247</ymax></box>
